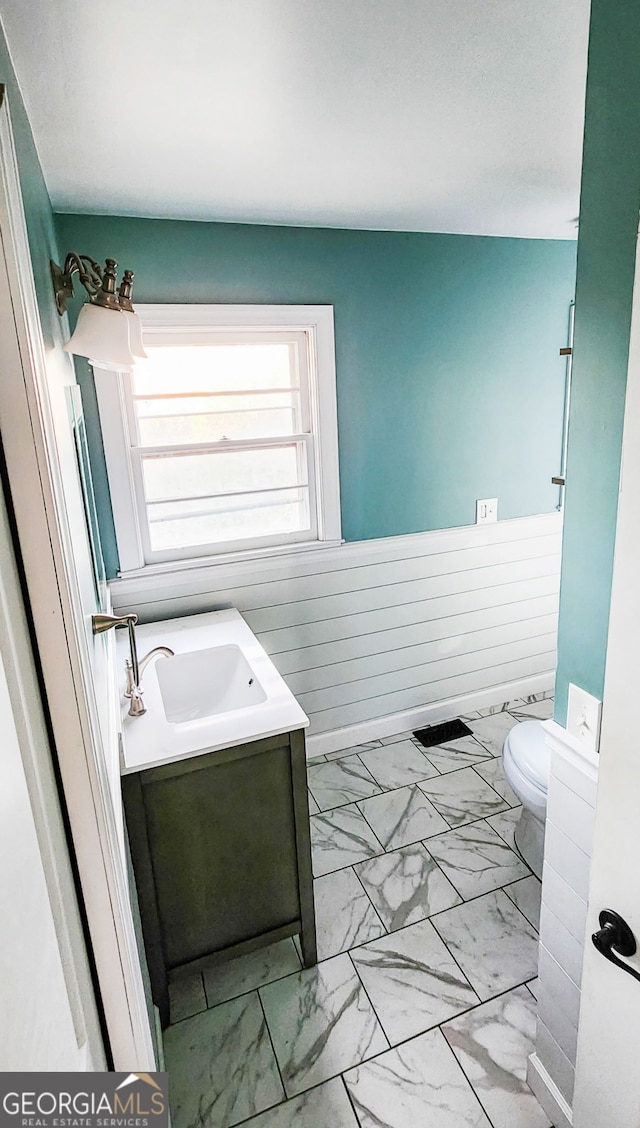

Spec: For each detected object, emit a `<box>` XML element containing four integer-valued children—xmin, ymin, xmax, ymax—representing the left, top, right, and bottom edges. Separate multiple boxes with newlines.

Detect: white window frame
<box><xmin>95</xmin><ymin>304</ymin><xmax>342</xmax><ymax>575</ymax></box>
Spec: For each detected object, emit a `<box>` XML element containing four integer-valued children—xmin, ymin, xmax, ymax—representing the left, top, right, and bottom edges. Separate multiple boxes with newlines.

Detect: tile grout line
<box><xmin>199</xmin><ymin>968</ymin><xmax>546</xmax><ymax>1128</ymax></box>
<box><xmin>435</xmin><ymin>968</ymin><xmax>548</xmax><ymax>1128</ymax></box>
<box><xmin>349</xmin><ymin>861</ymin><xmax>391</xmax><ymax>940</ymax></box>
<box><xmin>204</xmin><ymin>748</ymin><xmax>546</xmax><ymax>1111</ymax></box>
<box><xmin>343</xmin><ymin>911</ymin><xmax>485</xmax><ymax>1046</ymax></box>
<box><xmin>312</xmin><ymin>850</ymin><xmax>537</xmax><ymax>973</ymax></box>
<box><xmin>167</xmin><ymin>917</ymin><xmax>542</xmax><ymax>1114</ymax></box>
<box><xmin>256</xmin><ymin>983</ymin><xmax>289</xmax><ymax>1106</ymax></box>
<box><xmin>339</xmin><ymin>1071</ymin><xmax>364</xmax><ymax>1128</ymax></box>
<box><xmin>413</xmin><ymin>784</ymin><xmax>507</xmax><ymax>833</ymax></box>
<box><xmin>431</xmin><ymin>972</ymin><xmax>542</xmax><ymax>1039</ymax></box>
<box><xmin>198</xmin><ymin>839</ymin><xmax>535</xmax><ymax>1015</ymax></box>
<box><xmin>311</xmin><ymin>796</ymin><xmax>526</xmax><ymax>882</ymax></box>
<box><xmin>320</xmin><ymin>734</ymin><xmax>496</xmax><ymax>778</ymax></box>
<box><xmin>308</xmin><ymin>753</ymin><xmax>383</xmax><ymax>811</ymax></box>
<box><xmin>414</xmin><ymin>837</ymin><xmax>469</xmax><ymax>907</ymax></box>
<box><xmin>167</xmin><ymin>942</ymin><xmax>303</xmax><ymax>1028</ymax></box>
<box><xmin>344</xmin><ymin>945</ymin><xmax>396</xmax><ymax>1051</ymax></box>
<box><xmin>353</xmin><ymin>839</ymin><xmax>462</xmax><ymax>934</ymax></box>
<box><xmin>308</xmin><ymin>751</ymin><xmax>516</xmax><ymax>825</ymax></box>
<box><xmin>166</xmin><ymin>703</ymin><xmax>551</xmax><ymax>1122</ymax></box>
<box><xmin>262</xmin><ymin>977</ymin><xmax>394</xmax><ymax>1112</ymax></box>
<box><xmin>310</xmin><ymin>755</ymin><xmax>442</xmax><ymax>811</ymax></box>
<box><xmin>437</xmin><ymin>1022</ymin><xmax>502</xmax><ymax>1128</ymax></box>
<box><xmin>469</xmin><ymin>759</ymin><xmax>519</xmax><ymax>805</ymax></box>
<box><xmin>429</xmin><ymin>897</ymin><xmax>540</xmax><ymax>1011</ymax></box>
<box><xmin>260</xmin><ymin>966</ymin><xmax>545</xmax><ymax>1113</ymax></box>
<box><xmin>426</xmin><ymin>863</ymin><xmax>537</xmax><ymax>920</ymax></box>
<box><xmin>502</xmin><ymin>875</ymin><xmax>542</xmax><ymax>930</ymax></box>
<box><xmin>336</xmin><ymin>972</ymin><xmax>545</xmax><ymax>1128</ymax></box>
<box><xmin>437</xmin><ymin>1024</ymin><xmax>502</xmax><ymax>1128</ymax></box>
<box><xmin>229</xmin><ymin>1073</ymin><xmax>355</xmax><ymax>1128</ymax></box>
<box><xmin>353</xmin><ymin>745</ymin><xmax>442</xmax><ymax>793</ymax></box>
<box><xmin>201</xmin><ymin>966</ymin><xmax>212</xmax><ymax>1012</ymax></box>
<box><xmin>417</xmin><ymin>820</ymin><xmax>535</xmax><ymax>902</ymax></box>
<box><xmin>356</xmin><ymin>782</ymin><xmax>453</xmax><ymax>843</ymax></box>
<box><xmin>167</xmin><ymin>970</ymin><xmax>206</xmax><ymax>1026</ymax></box>
<box><xmin>313</xmin><ymin>702</ymin><xmax>549</xmax><ymax>1114</ymax></box>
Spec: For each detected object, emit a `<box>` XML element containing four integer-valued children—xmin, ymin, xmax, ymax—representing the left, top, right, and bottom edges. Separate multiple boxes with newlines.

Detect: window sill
<box><xmin>108</xmin><ymin>538</ymin><xmax>344</xmax><ymax>600</ymax></box>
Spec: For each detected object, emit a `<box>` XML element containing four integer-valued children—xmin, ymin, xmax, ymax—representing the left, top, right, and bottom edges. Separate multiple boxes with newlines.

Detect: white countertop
<box><xmin>117</xmin><ymin>608</ymin><xmax>309</xmax><ymax>774</ymax></box>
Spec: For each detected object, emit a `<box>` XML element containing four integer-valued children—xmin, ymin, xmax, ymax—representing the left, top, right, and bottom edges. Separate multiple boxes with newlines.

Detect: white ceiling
<box><xmin>0</xmin><ymin>0</ymin><xmax>590</xmax><ymax>238</ymax></box>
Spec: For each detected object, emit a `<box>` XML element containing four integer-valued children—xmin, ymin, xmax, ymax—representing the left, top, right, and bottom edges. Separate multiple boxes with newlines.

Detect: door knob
<box><xmin>592</xmin><ymin>909</ymin><xmax>640</xmax><ymax>983</ymax></box>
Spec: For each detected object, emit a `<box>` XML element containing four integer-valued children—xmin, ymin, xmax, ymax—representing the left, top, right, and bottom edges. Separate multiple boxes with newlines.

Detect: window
<box><xmin>95</xmin><ymin>305</ymin><xmax>341</xmax><ymax>573</ymax></box>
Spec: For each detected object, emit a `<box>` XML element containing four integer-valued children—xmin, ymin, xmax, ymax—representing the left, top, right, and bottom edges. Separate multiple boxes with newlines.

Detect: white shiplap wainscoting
<box><xmin>526</xmin><ymin>720</ymin><xmax>599</xmax><ymax>1128</ymax></box>
<box><xmin>109</xmin><ymin>512</ymin><xmax>562</xmax><ymax>757</ymax></box>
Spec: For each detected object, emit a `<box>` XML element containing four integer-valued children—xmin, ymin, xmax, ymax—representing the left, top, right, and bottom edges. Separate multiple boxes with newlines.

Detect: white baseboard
<box><xmin>305</xmin><ymin>671</ymin><xmax>554</xmax><ymax>757</ymax></box>
<box><xmin>527</xmin><ymin>1052</ymin><xmax>573</xmax><ymax>1128</ymax></box>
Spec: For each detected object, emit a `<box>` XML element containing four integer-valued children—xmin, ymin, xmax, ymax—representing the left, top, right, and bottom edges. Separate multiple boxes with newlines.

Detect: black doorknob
<box><xmin>592</xmin><ymin>909</ymin><xmax>640</xmax><ymax>983</ymax></box>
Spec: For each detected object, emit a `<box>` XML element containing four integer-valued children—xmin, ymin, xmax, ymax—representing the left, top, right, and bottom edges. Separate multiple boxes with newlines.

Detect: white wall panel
<box><xmin>307</xmin><ymin>649</ymin><xmax>557</xmax><ymax>734</ymax></box>
<box><xmin>110</xmin><ymin>512</ymin><xmax>561</xmax><ymax>747</ymax></box>
<box><xmin>531</xmin><ymin>721</ymin><xmax>599</xmax><ymax>1124</ymax></box>
<box><xmin>274</xmin><ymin>593</ymin><xmax>558</xmax><ymax>674</ymax></box>
<box><xmin>254</xmin><ymin>575</ymin><xmax>558</xmax><ymax>657</ymax></box>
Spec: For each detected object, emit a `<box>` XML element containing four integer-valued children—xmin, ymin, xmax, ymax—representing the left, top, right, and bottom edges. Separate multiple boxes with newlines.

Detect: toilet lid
<box><xmin>505</xmin><ymin>719</ymin><xmax>551</xmax><ymax>790</ymax></box>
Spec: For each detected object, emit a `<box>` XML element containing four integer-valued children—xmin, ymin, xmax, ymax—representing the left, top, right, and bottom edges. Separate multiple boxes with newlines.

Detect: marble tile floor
<box><xmin>164</xmin><ymin>693</ymin><xmax>553</xmax><ymax>1128</ymax></box>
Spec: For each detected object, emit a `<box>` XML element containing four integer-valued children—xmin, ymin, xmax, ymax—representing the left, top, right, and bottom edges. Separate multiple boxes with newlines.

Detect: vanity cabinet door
<box><xmin>130</xmin><ymin>736</ymin><xmax>300</xmax><ymax>971</ymax></box>
<box><xmin>124</xmin><ymin>729</ymin><xmax>316</xmax><ymax>1026</ymax></box>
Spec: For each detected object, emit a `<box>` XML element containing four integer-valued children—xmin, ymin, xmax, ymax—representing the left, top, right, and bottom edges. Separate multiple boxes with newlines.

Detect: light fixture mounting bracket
<box><xmin>51</xmin><ymin>253</ymin><xmax>123</xmax><ymax>315</ymax></box>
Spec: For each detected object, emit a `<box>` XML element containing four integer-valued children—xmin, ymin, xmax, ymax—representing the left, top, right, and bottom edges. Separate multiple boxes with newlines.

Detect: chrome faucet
<box><xmin>124</xmin><ymin>646</ymin><xmax>175</xmax><ymax>715</ymax></box>
<box><xmin>91</xmin><ymin>612</ymin><xmax>174</xmax><ymax>717</ymax></box>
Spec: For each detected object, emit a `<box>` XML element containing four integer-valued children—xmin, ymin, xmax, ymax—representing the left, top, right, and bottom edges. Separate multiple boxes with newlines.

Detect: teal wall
<box><xmin>7</xmin><ymin>0</ymin><xmax>635</xmax><ymax>732</ymax></box>
<box><xmin>0</xmin><ymin>31</ymin><xmax>62</xmax><ymax>351</ymax></box>
<box><xmin>54</xmin><ymin>213</ymin><xmax>576</xmax><ymax>578</ymax></box>
<box><xmin>554</xmin><ymin>0</ymin><xmax>640</xmax><ymax>724</ymax></box>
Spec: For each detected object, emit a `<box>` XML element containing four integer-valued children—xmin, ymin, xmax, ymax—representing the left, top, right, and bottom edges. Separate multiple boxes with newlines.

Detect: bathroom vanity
<box><xmin>117</xmin><ymin>610</ymin><xmax>316</xmax><ymax>1028</ymax></box>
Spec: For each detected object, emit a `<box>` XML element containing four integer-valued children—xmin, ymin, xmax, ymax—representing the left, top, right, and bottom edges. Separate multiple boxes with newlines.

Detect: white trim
<box><xmin>541</xmin><ymin>719</ymin><xmax>599</xmax><ymax>782</ymax></box>
<box><xmin>95</xmin><ymin>368</ymin><xmax>147</xmax><ymax>571</ymax></box>
<box><xmin>110</xmin><ymin>511</ymin><xmax>562</xmax><ymax>602</ymax></box>
<box><xmin>0</xmin><ymin>91</ymin><xmax>154</xmax><ymax>1068</ymax></box>
<box><xmin>305</xmin><ymin>672</ymin><xmax>555</xmax><ymax>757</ymax></box>
<box><xmin>570</xmin><ymin>227</ymin><xmax>640</xmax><ymax>1128</ymax></box>
<box><xmin>0</xmin><ymin>463</ymin><xmax>105</xmax><ymax>1066</ymax></box>
<box><xmin>96</xmin><ymin>303</ymin><xmax>341</xmax><ymax>572</ymax></box>
<box><xmin>527</xmin><ymin>1053</ymin><xmax>573</xmax><ymax>1128</ymax></box>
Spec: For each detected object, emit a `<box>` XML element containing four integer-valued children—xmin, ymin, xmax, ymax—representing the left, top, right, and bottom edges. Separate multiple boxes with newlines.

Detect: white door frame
<box><xmin>572</xmin><ymin>230</ymin><xmax>640</xmax><ymax>1124</ymax></box>
<box><xmin>0</xmin><ymin>87</ymin><xmax>154</xmax><ymax>1068</ymax></box>
<box><xmin>0</xmin><ymin>469</ymin><xmax>104</xmax><ymax>1070</ymax></box>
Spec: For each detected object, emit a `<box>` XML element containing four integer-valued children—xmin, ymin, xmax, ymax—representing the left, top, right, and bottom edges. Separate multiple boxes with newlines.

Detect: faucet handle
<box><xmin>92</xmin><ymin>612</ymin><xmax>138</xmax><ymax>634</ymax></box>
<box><xmin>124</xmin><ymin>658</ymin><xmax>137</xmax><ymax>698</ymax></box>
<box><xmin>128</xmin><ymin>685</ymin><xmax>146</xmax><ymax>717</ymax></box>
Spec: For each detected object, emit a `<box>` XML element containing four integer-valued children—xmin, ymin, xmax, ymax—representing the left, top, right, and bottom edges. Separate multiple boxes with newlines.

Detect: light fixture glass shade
<box><xmin>63</xmin><ymin>302</ymin><xmax>137</xmax><ymax>369</ymax></box>
<box><xmin>123</xmin><ymin>310</ymin><xmax>148</xmax><ymax>359</ymax></box>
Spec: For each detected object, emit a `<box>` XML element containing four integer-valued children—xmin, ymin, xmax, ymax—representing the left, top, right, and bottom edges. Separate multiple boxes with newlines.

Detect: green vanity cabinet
<box><xmin>122</xmin><ymin>727</ymin><xmax>317</xmax><ymax>1027</ymax></box>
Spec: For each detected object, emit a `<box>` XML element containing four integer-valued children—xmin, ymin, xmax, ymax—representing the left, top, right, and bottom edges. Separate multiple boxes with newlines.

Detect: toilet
<box><xmin>502</xmin><ymin>719</ymin><xmax>551</xmax><ymax>879</ymax></box>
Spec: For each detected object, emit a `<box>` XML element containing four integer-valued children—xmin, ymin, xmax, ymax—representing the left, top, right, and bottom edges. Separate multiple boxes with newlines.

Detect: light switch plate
<box><xmin>567</xmin><ymin>683</ymin><xmax>602</xmax><ymax>753</ymax></box>
<box><xmin>476</xmin><ymin>498</ymin><xmax>498</xmax><ymax>524</ymax></box>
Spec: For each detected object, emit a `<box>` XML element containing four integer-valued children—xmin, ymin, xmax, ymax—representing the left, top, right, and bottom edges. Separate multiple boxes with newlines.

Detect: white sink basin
<box><xmin>117</xmin><ymin>608</ymin><xmax>308</xmax><ymax>774</ymax></box>
<box><xmin>156</xmin><ymin>644</ymin><xmax>266</xmax><ymax>723</ymax></box>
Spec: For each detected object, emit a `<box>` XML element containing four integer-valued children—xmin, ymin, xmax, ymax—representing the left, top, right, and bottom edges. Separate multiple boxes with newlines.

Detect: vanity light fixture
<box><xmin>50</xmin><ymin>252</ymin><xmax>148</xmax><ymax>371</ymax></box>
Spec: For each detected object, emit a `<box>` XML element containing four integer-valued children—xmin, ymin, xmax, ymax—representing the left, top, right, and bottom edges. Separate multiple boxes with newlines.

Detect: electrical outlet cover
<box><xmin>567</xmin><ymin>683</ymin><xmax>602</xmax><ymax>754</ymax></box>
